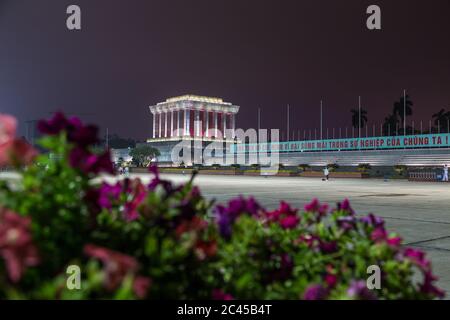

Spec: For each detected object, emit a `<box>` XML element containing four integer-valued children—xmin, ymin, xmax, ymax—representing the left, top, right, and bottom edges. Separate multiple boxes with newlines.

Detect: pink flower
<box><xmin>84</xmin><ymin>244</ymin><xmax>139</xmax><ymax>291</ymax></box>
<box><xmin>403</xmin><ymin>248</ymin><xmax>430</xmax><ymax>271</ymax></box>
<box><xmin>265</xmin><ymin>201</ymin><xmax>300</xmax><ymax>229</ymax></box>
<box><xmin>420</xmin><ymin>271</ymin><xmax>445</xmax><ymax>298</ymax></box>
<box><xmin>303</xmin><ymin>284</ymin><xmax>328</xmax><ymax>300</ymax></box>
<box><xmin>98</xmin><ymin>182</ymin><xmax>122</xmax><ymax>209</ymax></box>
<box><xmin>279</xmin><ymin>215</ymin><xmax>300</xmax><ymax>229</ymax></box>
<box><xmin>304</xmin><ymin>198</ymin><xmax>328</xmax><ymax>219</ymax></box>
<box><xmin>386</xmin><ymin>236</ymin><xmax>402</xmax><ymax>247</ymax></box>
<box><xmin>123</xmin><ymin>180</ymin><xmax>147</xmax><ymax>221</ymax></box>
<box><xmin>371</xmin><ymin>227</ymin><xmax>387</xmax><ymax>242</ymax></box>
<box><xmin>0</xmin><ymin>209</ymin><xmax>40</xmax><ymax>283</ymax></box>
<box><xmin>175</xmin><ymin>216</ymin><xmax>208</xmax><ymax>237</ymax></box>
<box><xmin>212</xmin><ymin>289</ymin><xmax>234</xmax><ymax>300</ymax></box>
<box><xmin>295</xmin><ymin>234</ymin><xmax>319</xmax><ymax>248</ymax></box>
<box><xmin>194</xmin><ymin>240</ymin><xmax>218</xmax><ymax>260</ymax></box>
<box><xmin>0</xmin><ymin>115</ymin><xmax>37</xmax><ymax>167</ymax></box>
<box><xmin>133</xmin><ymin>276</ymin><xmax>152</xmax><ymax>299</ymax></box>
<box><xmin>319</xmin><ymin>240</ymin><xmax>338</xmax><ymax>254</ymax></box>
<box><xmin>0</xmin><ymin>138</ymin><xmax>37</xmax><ymax>167</ymax></box>
<box><xmin>371</xmin><ymin>227</ymin><xmax>402</xmax><ymax>248</ymax></box>
<box><xmin>347</xmin><ymin>280</ymin><xmax>377</xmax><ymax>300</ymax></box>
<box><xmin>0</xmin><ymin>114</ymin><xmax>17</xmax><ymax>145</ymax></box>
<box><xmin>325</xmin><ymin>273</ymin><xmax>338</xmax><ymax>288</ymax></box>
<box><xmin>337</xmin><ymin>199</ymin><xmax>354</xmax><ymax>214</ymax></box>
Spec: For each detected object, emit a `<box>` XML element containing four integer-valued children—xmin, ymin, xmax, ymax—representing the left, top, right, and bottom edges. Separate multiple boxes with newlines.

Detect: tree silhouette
<box><xmin>382</xmin><ymin>113</ymin><xmax>398</xmax><ymax>136</ymax></box>
<box><xmin>432</xmin><ymin>108</ymin><xmax>450</xmax><ymax>133</ymax></box>
<box><xmin>129</xmin><ymin>145</ymin><xmax>160</xmax><ymax>167</ymax></box>
<box><xmin>351</xmin><ymin>108</ymin><xmax>368</xmax><ymax>129</ymax></box>
<box><xmin>393</xmin><ymin>95</ymin><xmax>413</xmax><ymax>126</ymax></box>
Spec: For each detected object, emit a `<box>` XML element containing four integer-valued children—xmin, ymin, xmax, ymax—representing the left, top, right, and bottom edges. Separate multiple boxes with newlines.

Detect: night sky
<box><xmin>0</xmin><ymin>0</ymin><xmax>449</xmax><ymax>140</ymax></box>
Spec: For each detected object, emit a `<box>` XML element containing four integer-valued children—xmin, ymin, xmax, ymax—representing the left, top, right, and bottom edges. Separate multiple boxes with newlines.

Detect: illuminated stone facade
<box><xmin>148</xmin><ymin>95</ymin><xmax>239</xmax><ymax>142</ymax></box>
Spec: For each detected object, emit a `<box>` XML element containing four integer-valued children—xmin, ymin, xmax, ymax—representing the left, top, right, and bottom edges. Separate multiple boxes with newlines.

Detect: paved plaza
<box><xmin>131</xmin><ymin>173</ymin><xmax>450</xmax><ymax>296</ymax></box>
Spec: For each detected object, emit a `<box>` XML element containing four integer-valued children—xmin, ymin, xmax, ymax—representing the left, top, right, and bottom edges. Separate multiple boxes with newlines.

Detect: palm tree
<box><xmin>432</xmin><ymin>108</ymin><xmax>450</xmax><ymax>133</ymax></box>
<box><xmin>351</xmin><ymin>108</ymin><xmax>368</xmax><ymax>129</ymax></box>
<box><xmin>393</xmin><ymin>95</ymin><xmax>413</xmax><ymax>126</ymax></box>
<box><xmin>382</xmin><ymin>113</ymin><xmax>398</xmax><ymax>136</ymax></box>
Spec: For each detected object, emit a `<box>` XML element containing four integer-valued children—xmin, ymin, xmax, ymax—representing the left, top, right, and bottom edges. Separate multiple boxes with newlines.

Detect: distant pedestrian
<box><xmin>443</xmin><ymin>164</ymin><xmax>448</xmax><ymax>182</ymax></box>
<box><xmin>124</xmin><ymin>166</ymin><xmax>129</xmax><ymax>177</ymax></box>
<box><xmin>323</xmin><ymin>166</ymin><xmax>330</xmax><ymax>181</ymax></box>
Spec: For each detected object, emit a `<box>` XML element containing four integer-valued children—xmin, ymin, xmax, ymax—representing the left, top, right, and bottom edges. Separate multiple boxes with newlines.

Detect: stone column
<box><xmin>205</xmin><ymin>110</ymin><xmax>209</xmax><ymax>137</ymax></box>
<box><xmin>164</xmin><ymin>111</ymin><xmax>168</xmax><ymax>137</ymax></box>
<box><xmin>214</xmin><ymin>111</ymin><xmax>218</xmax><ymax>137</ymax></box>
<box><xmin>158</xmin><ymin>112</ymin><xmax>162</xmax><ymax>138</ymax></box>
<box><xmin>177</xmin><ymin>110</ymin><xmax>181</xmax><ymax>136</ymax></box>
<box><xmin>152</xmin><ymin>112</ymin><xmax>156</xmax><ymax>138</ymax></box>
<box><xmin>170</xmin><ymin>110</ymin><xmax>174</xmax><ymax>137</ymax></box>
<box><xmin>185</xmin><ymin>109</ymin><xmax>189</xmax><ymax>136</ymax></box>
<box><xmin>223</xmin><ymin>113</ymin><xmax>227</xmax><ymax>138</ymax></box>
<box><xmin>232</xmin><ymin>113</ymin><xmax>236</xmax><ymax>138</ymax></box>
<box><xmin>195</xmin><ymin>110</ymin><xmax>200</xmax><ymax>137</ymax></box>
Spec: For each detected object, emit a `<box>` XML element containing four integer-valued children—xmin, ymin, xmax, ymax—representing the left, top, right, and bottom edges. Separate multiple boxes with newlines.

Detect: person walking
<box><xmin>323</xmin><ymin>166</ymin><xmax>330</xmax><ymax>181</ymax></box>
<box><xmin>443</xmin><ymin>164</ymin><xmax>449</xmax><ymax>182</ymax></box>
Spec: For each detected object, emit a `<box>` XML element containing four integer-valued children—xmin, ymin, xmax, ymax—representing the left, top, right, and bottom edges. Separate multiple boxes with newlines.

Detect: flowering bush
<box><xmin>0</xmin><ymin>113</ymin><xmax>445</xmax><ymax>299</ymax></box>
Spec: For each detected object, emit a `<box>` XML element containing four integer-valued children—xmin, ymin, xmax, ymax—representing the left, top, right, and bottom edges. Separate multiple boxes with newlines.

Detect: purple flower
<box><xmin>124</xmin><ymin>190</ymin><xmax>146</xmax><ymax>221</ymax></box>
<box><xmin>304</xmin><ymin>198</ymin><xmax>328</xmax><ymax>220</ymax></box>
<box><xmin>177</xmin><ymin>186</ymin><xmax>203</xmax><ymax>219</ymax></box>
<box><xmin>265</xmin><ymin>201</ymin><xmax>299</xmax><ymax>229</ymax></box>
<box><xmin>38</xmin><ymin>112</ymin><xmax>99</xmax><ymax>148</ymax></box>
<box><xmin>148</xmin><ymin>164</ymin><xmax>178</xmax><ymax>194</ymax></box>
<box><xmin>386</xmin><ymin>236</ymin><xmax>402</xmax><ymax>247</ymax></box>
<box><xmin>337</xmin><ymin>216</ymin><xmax>356</xmax><ymax>232</ymax></box>
<box><xmin>420</xmin><ymin>271</ymin><xmax>445</xmax><ymax>298</ymax></box>
<box><xmin>337</xmin><ymin>199</ymin><xmax>354</xmax><ymax>215</ymax></box>
<box><xmin>215</xmin><ymin>205</ymin><xmax>235</xmax><ymax>239</ymax></box>
<box><xmin>360</xmin><ymin>214</ymin><xmax>385</xmax><ymax>228</ymax></box>
<box><xmin>212</xmin><ymin>289</ymin><xmax>234</xmax><ymax>300</ymax></box>
<box><xmin>371</xmin><ymin>227</ymin><xmax>402</xmax><ymax>248</ymax></box>
<box><xmin>67</xmin><ymin>124</ymin><xmax>99</xmax><ymax>147</ymax></box>
<box><xmin>371</xmin><ymin>227</ymin><xmax>387</xmax><ymax>242</ymax></box>
<box><xmin>37</xmin><ymin>112</ymin><xmax>72</xmax><ymax>135</ymax></box>
<box><xmin>403</xmin><ymin>248</ymin><xmax>430</xmax><ymax>271</ymax></box>
<box><xmin>268</xmin><ymin>253</ymin><xmax>294</xmax><ymax>282</ymax></box>
<box><xmin>325</xmin><ymin>274</ymin><xmax>338</xmax><ymax>288</ymax></box>
<box><xmin>319</xmin><ymin>240</ymin><xmax>338</xmax><ymax>254</ymax></box>
<box><xmin>228</xmin><ymin>196</ymin><xmax>261</xmax><ymax>217</ymax></box>
<box><xmin>279</xmin><ymin>215</ymin><xmax>300</xmax><ymax>229</ymax></box>
<box><xmin>214</xmin><ymin>196</ymin><xmax>262</xmax><ymax>239</ymax></box>
<box><xmin>98</xmin><ymin>182</ymin><xmax>122</xmax><ymax>209</ymax></box>
<box><xmin>303</xmin><ymin>284</ymin><xmax>328</xmax><ymax>300</ymax></box>
<box><xmin>347</xmin><ymin>280</ymin><xmax>377</xmax><ymax>300</ymax></box>
<box><xmin>69</xmin><ymin>147</ymin><xmax>114</xmax><ymax>175</ymax></box>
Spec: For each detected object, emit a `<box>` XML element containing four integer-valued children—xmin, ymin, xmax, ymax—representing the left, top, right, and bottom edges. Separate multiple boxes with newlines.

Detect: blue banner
<box><xmin>234</xmin><ymin>134</ymin><xmax>450</xmax><ymax>153</ymax></box>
